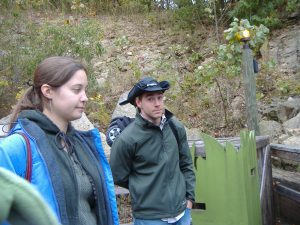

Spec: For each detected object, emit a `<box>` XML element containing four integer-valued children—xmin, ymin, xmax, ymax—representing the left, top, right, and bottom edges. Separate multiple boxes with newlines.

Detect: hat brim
<box><xmin>119</xmin><ymin>80</ymin><xmax>170</xmax><ymax>105</ymax></box>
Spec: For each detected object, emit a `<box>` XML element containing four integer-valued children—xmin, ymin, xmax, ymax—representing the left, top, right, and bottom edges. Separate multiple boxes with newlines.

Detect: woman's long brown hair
<box><xmin>9</xmin><ymin>56</ymin><xmax>87</xmax><ymax>129</ymax></box>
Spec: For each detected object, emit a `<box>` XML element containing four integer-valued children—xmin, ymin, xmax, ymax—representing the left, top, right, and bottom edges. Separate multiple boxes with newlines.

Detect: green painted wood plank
<box><xmin>192</xmin><ymin>131</ymin><xmax>262</xmax><ymax>225</ymax></box>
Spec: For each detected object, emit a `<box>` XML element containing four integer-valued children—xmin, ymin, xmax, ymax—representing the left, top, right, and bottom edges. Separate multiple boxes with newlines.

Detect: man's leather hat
<box><xmin>119</xmin><ymin>77</ymin><xmax>170</xmax><ymax>106</ymax></box>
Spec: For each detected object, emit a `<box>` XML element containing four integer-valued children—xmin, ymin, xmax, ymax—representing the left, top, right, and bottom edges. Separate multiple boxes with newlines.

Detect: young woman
<box><xmin>0</xmin><ymin>56</ymin><xmax>119</xmax><ymax>225</ymax></box>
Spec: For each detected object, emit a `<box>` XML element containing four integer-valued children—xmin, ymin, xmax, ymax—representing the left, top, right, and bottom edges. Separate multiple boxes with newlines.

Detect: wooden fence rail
<box><xmin>269</xmin><ymin>143</ymin><xmax>300</xmax><ymax>225</ymax></box>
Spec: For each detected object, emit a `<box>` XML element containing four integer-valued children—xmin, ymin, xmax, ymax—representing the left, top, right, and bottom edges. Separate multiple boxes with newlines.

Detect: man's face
<box><xmin>136</xmin><ymin>91</ymin><xmax>165</xmax><ymax>125</ymax></box>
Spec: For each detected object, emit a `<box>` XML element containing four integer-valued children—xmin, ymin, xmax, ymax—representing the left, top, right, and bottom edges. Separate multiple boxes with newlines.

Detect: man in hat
<box><xmin>110</xmin><ymin>77</ymin><xmax>195</xmax><ymax>225</ymax></box>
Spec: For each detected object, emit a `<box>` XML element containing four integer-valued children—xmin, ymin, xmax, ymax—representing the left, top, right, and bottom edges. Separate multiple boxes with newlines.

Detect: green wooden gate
<box><xmin>191</xmin><ymin>131</ymin><xmax>262</xmax><ymax>225</ymax></box>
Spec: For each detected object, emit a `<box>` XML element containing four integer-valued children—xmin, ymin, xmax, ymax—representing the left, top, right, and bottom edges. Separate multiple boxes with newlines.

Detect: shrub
<box><xmin>228</xmin><ymin>0</ymin><xmax>297</xmax><ymax>29</ymax></box>
<box><xmin>0</xmin><ymin>13</ymin><xmax>105</xmax><ymax>118</ymax></box>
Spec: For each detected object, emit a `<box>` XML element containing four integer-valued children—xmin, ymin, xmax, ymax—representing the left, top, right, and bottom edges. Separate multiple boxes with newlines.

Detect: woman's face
<box><xmin>49</xmin><ymin>69</ymin><xmax>88</xmax><ymax>123</ymax></box>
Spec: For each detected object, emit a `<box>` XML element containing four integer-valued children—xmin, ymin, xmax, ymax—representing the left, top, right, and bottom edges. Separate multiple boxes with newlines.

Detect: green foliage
<box><xmin>129</xmin><ymin>61</ymin><xmax>142</xmax><ymax>80</ymax></box>
<box><xmin>251</xmin><ymin>14</ymin><xmax>281</xmax><ymax>31</ymax></box>
<box><xmin>1</xmin><ymin>0</ymin><xmax>69</xmax><ymax>12</ymax></box>
<box><xmin>169</xmin><ymin>44</ymin><xmax>188</xmax><ymax>57</ymax></box>
<box><xmin>114</xmin><ymin>35</ymin><xmax>130</xmax><ymax>48</ymax></box>
<box><xmin>0</xmin><ymin>80</ymin><xmax>9</xmax><ymax>89</ymax></box>
<box><xmin>173</xmin><ymin>0</ymin><xmax>193</xmax><ymax>8</ymax></box>
<box><xmin>0</xmin><ymin>57</ymin><xmax>21</xmax><ymax>116</ymax></box>
<box><xmin>168</xmin><ymin>18</ymin><xmax>269</xmax><ymax>129</ymax></box>
<box><xmin>188</xmin><ymin>51</ymin><xmax>203</xmax><ymax>64</ymax></box>
<box><xmin>197</xmin><ymin>18</ymin><xmax>269</xmax><ymax>83</ymax></box>
<box><xmin>179</xmin><ymin>73</ymin><xmax>202</xmax><ymax>97</ymax></box>
<box><xmin>223</xmin><ymin>18</ymin><xmax>269</xmax><ymax>56</ymax></box>
<box><xmin>119</xmin><ymin>0</ymin><xmax>149</xmax><ymax>14</ymax></box>
<box><xmin>0</xmin><ymin>2</ymin><xmax>297</xmax><ymax>135</ymax></box>
<box><xmin>172</xmin><ymin>1</ymin><xmax>212</xmax><ymax>31</ymax></box>
<box><xmin>71</xmin><ymin>0</ymin><xmax>87</xmax><ymax>16</ymax></box>
<box><xmin>229</xmin><ymin>0</ymin><xmax>298</xmax><ymax>29</ymax></box>
<box><xmin>147</xmin><ymin>10</ymin><xmax>175</xmax><ymax>29</ymax></box>
<box><xmin>256</xmin><ymin>60</ymin><xmax>278</xmax><ymax>99</ymax></box>
<box><xmin>0</xmin><ymin>14</ymin><xmax>105</xmax><ymax>117</ymax></box>
<box><xmin>276</xmin><ymin>80</ymin><xmax>291</xmax><ymax>94</ymax></box>
<box><xmin>275</xmin><ymin>78</ymin><xmax>300</xmax><ymax>96</ymax></box>
<box><xmin>286</xmin><ymin>0</ymin><xmax>300</xmax><ymax>12</ymax></box>
<box><xmin>86</xmin><ymin>93</ymin><xmax>110</xmax><ymax>128</ymax></box>
<box><xmin>2</xmin><ymin>0</ymin><xmax>298</xmax><ymax>29</ymax></box>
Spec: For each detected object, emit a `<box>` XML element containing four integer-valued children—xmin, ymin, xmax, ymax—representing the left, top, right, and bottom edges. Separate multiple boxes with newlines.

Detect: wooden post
<box><xmin>242</xmin><ymin>43</ymin><xmax>260</xmax><ymax>135</ymax></box>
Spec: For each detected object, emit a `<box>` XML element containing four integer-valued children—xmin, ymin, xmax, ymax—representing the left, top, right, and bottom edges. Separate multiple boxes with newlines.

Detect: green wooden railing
<box><xmin>191</xmin><ymin>131</ymin><xmax>262</xmax><ymax>225</ymax></box>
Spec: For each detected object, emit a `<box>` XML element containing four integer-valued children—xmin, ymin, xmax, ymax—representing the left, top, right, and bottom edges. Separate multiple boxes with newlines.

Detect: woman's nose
<box><xmin>81</xmin><ymin>92</ymin><xmax>88</xmax><ymax>102</ymax></box>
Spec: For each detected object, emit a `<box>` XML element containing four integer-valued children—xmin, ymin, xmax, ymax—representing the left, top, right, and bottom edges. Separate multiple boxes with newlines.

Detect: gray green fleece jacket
<box><xmin>0</xmin><ymin>167</ymin><xmax>60</xmax><ymax>225</ymax></box>
<box><xmin>110</xmin><ymin>110</ymin><xmax>195</xmax><ymax>219</ymax></box>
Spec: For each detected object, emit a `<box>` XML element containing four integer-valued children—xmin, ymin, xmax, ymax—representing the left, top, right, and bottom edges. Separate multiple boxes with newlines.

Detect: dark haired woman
<box><xmin>0</xmin><ymin>56</ymin><xmax>119</xmax><ymax>225</ymax></box>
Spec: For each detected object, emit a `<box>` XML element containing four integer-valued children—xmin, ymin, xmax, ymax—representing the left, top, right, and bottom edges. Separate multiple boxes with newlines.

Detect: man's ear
<box><xmin>41</xmin><ymin>84</ymin><xmax>53</xmax><ymax>99</ymax></box>
<box><xmin>135</xmin><ymin>96</ymin><xmax>142</xmax><ymax>108</ymax></box>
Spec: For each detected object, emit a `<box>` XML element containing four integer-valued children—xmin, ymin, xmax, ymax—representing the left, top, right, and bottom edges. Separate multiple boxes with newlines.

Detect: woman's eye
<box><xmin>73</xmin><ymin>88</ymin><xmax>81</xmax><ymax>93</ymax></box>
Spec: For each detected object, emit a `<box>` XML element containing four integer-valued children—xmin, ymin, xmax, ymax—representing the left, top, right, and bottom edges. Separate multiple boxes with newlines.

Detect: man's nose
<box><xmin>154</xmin><ymin>98</ymin><xmax>161</xmax><ymax>105</ymax></box>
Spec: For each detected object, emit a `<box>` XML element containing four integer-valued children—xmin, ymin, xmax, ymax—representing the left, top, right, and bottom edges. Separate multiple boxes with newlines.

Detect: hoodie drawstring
<box><xmin>55</xmin><ymin>132</ymin><xmax>74</xmax><ymax>154</ymax></box>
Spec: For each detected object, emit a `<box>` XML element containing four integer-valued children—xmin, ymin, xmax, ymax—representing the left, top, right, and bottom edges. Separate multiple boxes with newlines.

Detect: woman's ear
<box><xmin>41</xmin><ymin>84</ymin><xmax>52</xmax><ymax>99</ymax></box>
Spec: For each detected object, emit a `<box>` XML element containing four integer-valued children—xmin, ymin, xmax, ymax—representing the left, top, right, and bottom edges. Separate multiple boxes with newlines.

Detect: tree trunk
<box><xmin>213</xmin><ymin>0</ymin><xmax>220</xmax><ymax>43</ymax></box>
<box><xmin>219</xmin><ymin>0</ymin><xmax>225</xmax><ymax>9</ymax></box>
<box><xmin>165</xmin><ymin>0</ymin><xmax>170</xmax><ymax>9</ymax></box>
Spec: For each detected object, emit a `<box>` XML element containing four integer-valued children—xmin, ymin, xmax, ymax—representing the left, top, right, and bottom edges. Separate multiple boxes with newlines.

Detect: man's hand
<box><xmin>187</xmin><ymin>200</ymin><xmax>193</xmax><ymax>209</ymax></box>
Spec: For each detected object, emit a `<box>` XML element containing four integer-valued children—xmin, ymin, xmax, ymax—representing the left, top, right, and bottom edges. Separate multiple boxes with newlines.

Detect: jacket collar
<box><xmin>135</xmin><ymin>108</ymin><xmax>174</xmax><ymax>128</ymax></box>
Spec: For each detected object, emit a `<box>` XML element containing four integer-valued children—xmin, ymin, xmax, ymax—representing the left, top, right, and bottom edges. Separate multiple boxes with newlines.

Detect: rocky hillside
<box><xmin>91</xmin><ymin>14</ymin><xmax>218</xmax><ymax>101</ymax></box>
<box><xmin>89</xmin><ymin>14</ymin><xmax>299</xmax><ymax>135</ymax></box>
<box><xmin>0</xmin><ymin>11</ymin><xmax>299</xmax><ymax>141</ymax></box>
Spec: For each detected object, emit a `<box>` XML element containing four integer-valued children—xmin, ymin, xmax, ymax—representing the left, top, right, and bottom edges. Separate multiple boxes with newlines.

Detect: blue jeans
<box><xmin>134</xmin><ymin>208</ymin><xmax>191</xmax><ymax>225</ymax></box>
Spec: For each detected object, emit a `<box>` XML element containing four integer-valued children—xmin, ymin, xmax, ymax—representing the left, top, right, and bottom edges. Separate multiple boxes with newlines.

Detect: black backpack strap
<box><xmin>106</xmin><ymin>116</ymin><xmax>134</xmax><ymax>147</ymax></box>
<box><xmin>169</xmin><ymin>119</ymin><xmax>180</xmax><ymax>148</ymax></box>
<box><xmin>106</xmin><ymin>116</ymin><xmax>181</xmax><ymax>148</ymax></box>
